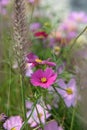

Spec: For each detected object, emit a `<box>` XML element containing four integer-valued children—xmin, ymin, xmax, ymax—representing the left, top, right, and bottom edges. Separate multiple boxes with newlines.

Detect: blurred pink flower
<box><xmin>28</xmin><ymin>0</ymin><xmax>35</xmax><ymax>4</ymax></box>
<box><xmin>25</xmin><ymin>63</ymin><xmax>33</xmax><ymax>77</ymax></box>
<box><xmin>26</xmin><ymin>101</ymin><xmax>51</xmax><ymax>127</ymax></box>
<box><xmin>30</xmin><ymin>68</ymin><xmax>57</xmax><ymax>88</ymax></box>
<box><xmin>3</xmin><ymin>116</ymin><xmax>23</xmax><ymax>130</ymax></box>
<box><xmin>57</xmin><ymin>79</ymin><xmax>77</xmax><ymax>107</ymax></box>
<box><xmin>30</xmin><ymin>22</ymin><xmax>41</xmax><ymax>32</ymax></box>
<box><xmin>68</xmin><ymin>12</ymin><xmax>87</xmax><ymax>23</ymax></box>
<box><xmin>39</xmin><ymin>120</ymin><xmax>63</xmax><ymax>130</ymax></box>
<box><xmin>0</xmin><ymin>0</ymin><xmax>10</xmax><ymax>6</ymax></box>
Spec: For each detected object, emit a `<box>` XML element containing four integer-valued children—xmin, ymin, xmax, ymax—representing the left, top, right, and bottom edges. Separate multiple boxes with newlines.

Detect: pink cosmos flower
<box><xmin>30</xmin><ymin>68</ymin><xmax>57</xmax><ymax>88</ymax></box>
<box><xmin>57</xmin><ymin>79</ymin><xmax>77</xmax><ymax>107</ymax></box>
<box><xmin>3</xmin><ymin>116</ymin><xmax>23</xmax><ymax>130</ymax></box>
<box><xmin>26</xmin><ymin>101</ymin><xmax>51</xmax><ymax>127</ymax></box>
<box><xmin>39</xmin><ymin>120</ymin><xmax>64</xmax><ymax>130</ymax></box>
<box><xmin>26</xmin><ymin>52</ymin><xmax>56</xmax><ymax>67</ymax></box>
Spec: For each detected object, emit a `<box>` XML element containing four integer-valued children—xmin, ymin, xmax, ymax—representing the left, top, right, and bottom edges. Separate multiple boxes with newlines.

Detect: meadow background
<box><xmin>0</xmin><ymin>0</ymin><xmax>87</xmax><ymax>130</ymax></box>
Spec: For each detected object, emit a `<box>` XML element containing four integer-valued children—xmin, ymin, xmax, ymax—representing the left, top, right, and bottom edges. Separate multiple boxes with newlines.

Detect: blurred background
<box><xmin>0</xmin><ymin>0</ymin><xmax>87</xmax><ymax>129</ymax></box>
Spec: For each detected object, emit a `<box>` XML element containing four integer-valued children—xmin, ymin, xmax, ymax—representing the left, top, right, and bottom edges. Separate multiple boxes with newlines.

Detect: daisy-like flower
<box><xmin>57</xmin><ymin>78</ymin><xmax>77</xmax><ymax>107</ymax></box>
<box><xmin>34</xmin><ymin>31</ymin><xmax>48</xmax><ymax>39</ymax></box>
<box><xmin>39</xmin><ymin>120</ymin><xmax>64</xmax><ymax>130</ymax></box>
<box><xmin>3</xmin><ymin>116</ymin><xmax>23</xmax><ymax>130</ymax></box>
<box><xmin>26</xmin><ymin>101</ymin><xmax>51</xmax><ymax>127</ymax></box>
<box><xmin>30</xmin><ymin>68</ymin><xmax>57</xmax><ymax>88</ymax></box>
<box><xmin>26</xmin><ymin>52</ymin><xmax>56</xmax><ymax>67</ymax></box>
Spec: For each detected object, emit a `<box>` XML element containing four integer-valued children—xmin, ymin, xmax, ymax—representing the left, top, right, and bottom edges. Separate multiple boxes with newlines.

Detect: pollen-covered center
<box><xmin>11</xmin><ymin>127</ymin><xmax>16</xmax><ymax>130</ymax></box>
<box><xmin>35</xmin><ymin>58</ymin><xmax>42</xmax><ymax>63</ymax></box>
<box><xmin>54</xmin><ymin>46</ymin><xmax>60</xmax><ymax>52</ymax></box>
<box><xmin>38</xmin><ymin>113</ymin><xmax>43</xmax><ymax>118</ymax></box>
<box><xmin>66</xmin><ymin>88</ymin><xmax>73</xmax><ymax>95</ymax></box>
<box><xmin>41</xmin><ymin>77</ymin><xmax>47</xmax><ymax>83</ymax></box>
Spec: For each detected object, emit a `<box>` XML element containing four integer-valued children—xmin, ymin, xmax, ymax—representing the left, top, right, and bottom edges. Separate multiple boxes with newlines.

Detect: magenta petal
<box><xmin>30</xmin><ymin>68</ymin><xmax>57</xmax><ymax>88</ymax></box>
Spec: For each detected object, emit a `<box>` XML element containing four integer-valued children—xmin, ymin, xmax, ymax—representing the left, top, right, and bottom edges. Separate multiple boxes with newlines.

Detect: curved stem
<box><xmin>69</xmin><ymin>26</ymin><xmax>87</xmax><ymax>51</ymax></box>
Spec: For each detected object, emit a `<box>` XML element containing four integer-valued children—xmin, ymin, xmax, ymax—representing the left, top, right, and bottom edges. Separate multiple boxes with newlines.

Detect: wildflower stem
<box><xmin>7</xmin><ymin>64</ymin><xmax>12</xmax><ymax>116</ymax></box>
<box><xmin>20</xmin><ymin>75</ymin><xmax>27</xmax><ymax>127</ymax></box>
<box><xmin>70</xmin><ymin>106</ymin><xmax>77</xmax><ymax>130</ymax></box>
<box><xmin>69</xmin><ymin>25</ymin><xmax>87</xmax><ymax>51</ymax></box>
<box><xmin>20</xmin><ymin>100</ymin><xmax>37</xmax><ymax>130</ymax></box>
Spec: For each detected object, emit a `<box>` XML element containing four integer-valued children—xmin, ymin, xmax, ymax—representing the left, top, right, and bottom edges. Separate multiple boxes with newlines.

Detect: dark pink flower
<box><xmin>30</xmin><ymin>68</ymin><xmax>57</xmax><ymax>88</ymax></box>
<box><xmin>34</xmin><ymin>31</ymin><xmax>48</xmax><ymax>39</ymax></box>
<box><xmin>26</xmin><ymin>53</ymin><xmax>56</xmax><ymax>67</ymax></box>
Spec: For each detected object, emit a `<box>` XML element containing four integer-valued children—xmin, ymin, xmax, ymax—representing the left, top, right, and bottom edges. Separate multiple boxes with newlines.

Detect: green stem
<box><xmin>20</xmin><ymin>75</ymin><xmax>27</xmax><ymax>125</ymax></box>
<box><xmin>7</xmin><ymin>65</ymin><xmax>12</xmax><ymax>116</ymax></box>
<box><xmin>70</xmin><ymin>106</ymin><xmax>76</xmax><ymax>130</ymax></box>
<box><xmin>20</xmin><ymin>100</ymin><xmax>37</xmax><ymax>130</ymax></box>
<box><xmin>69</xmin><ymin>26</ymin><xmax>87</xmax><ymax>51</ymax></box>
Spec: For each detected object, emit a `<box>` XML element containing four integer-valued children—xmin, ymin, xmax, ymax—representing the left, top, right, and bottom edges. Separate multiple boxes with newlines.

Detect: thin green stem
<box><xmin>20</xmin><ymin>75</ymin><xmax>27</xmax><ymax>128</ymax></box>
<box><xmin>70</xmin><ymin>106</ymin><xmax>77</xmax><ymax>130</ymax></box>
<box><xmin>20</xmin><ymin>100</ymin><xmax>37</xmax><ymax>130</ymax></box>
<box><xmin>69</xmin><ymin>26</ymin><xmax>87</xmax><ymax>51</ymax></box>
<box><xmin>36</xmin><ymin>106</ymin><xmax>44</xmax><ymax>130</ymax></box>
<box><xmin>7</xmin><ymin>65</ymin><xmax>12</xmax><ymax>116</ymax></box>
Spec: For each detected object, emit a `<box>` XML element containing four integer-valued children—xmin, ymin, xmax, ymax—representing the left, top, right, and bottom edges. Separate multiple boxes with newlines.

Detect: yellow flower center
<box><xmin>41</xmin><ymin>77</ymin><xmax>47</xmax><ymax>83</ymax></box>
<box><xmin>54</xmin><ymin>46</ymin><xmax>60</xmax><ymax>52</ymax></box>
<box><xmin>66</xmin><ymin>88</ymin><xmax>73</xmax><ymax>95</ymax></box>
<box><xmin>38</xmin><ymin>113</ymin><xmax>43</xmax><ymax>118</ymax></box>
<box><xmin>35</xmin><ymin>58</ymin><xmax>42</xmax><ymax>63</ymax></box>
<box><xmin>44</xmin><ymin>22</ymin><xmax>51</xmax><ymax>27</ymax></box>
<box><xmin>11</xmin><ymin>127</ymin><xmax>16</xmax><ymax>130</ymax></box>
